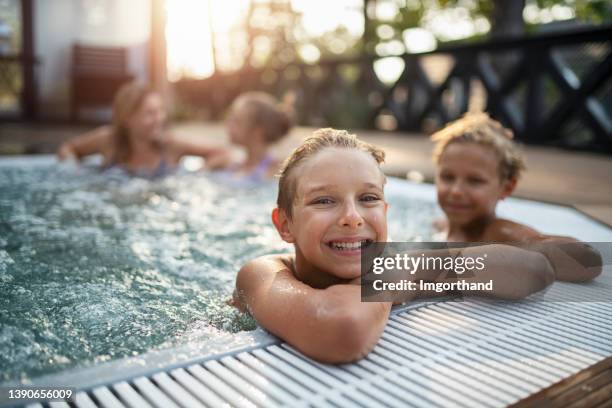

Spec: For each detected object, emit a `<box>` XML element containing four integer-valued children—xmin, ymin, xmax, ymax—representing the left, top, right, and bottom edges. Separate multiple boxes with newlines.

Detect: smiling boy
<box><xmin>433</xmin><ymin>112</ymin><xmax>601</xmax><ymax>282</ymax></box>
<box><xmin>233</xmin><ymin>129</ymin><xmax>391</xmax><ymax>363</ymax></box>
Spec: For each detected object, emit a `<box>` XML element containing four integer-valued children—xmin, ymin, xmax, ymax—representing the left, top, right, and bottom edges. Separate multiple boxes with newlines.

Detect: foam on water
<box><xmin>0</xmin><ymin>162</ymin><xmax>436</xmax><ymax>383</ymax></box>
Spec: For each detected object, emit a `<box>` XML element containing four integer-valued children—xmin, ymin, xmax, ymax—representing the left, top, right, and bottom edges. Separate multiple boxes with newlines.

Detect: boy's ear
<box><xmin>272</xmin><ymin>208</ymin><xmax>295</xmax><ymax>243</ymax></box>
<box><xmin>500</xmin><ymin>177</ymin><xmax>518</xmax><ymax>200</ymax></box>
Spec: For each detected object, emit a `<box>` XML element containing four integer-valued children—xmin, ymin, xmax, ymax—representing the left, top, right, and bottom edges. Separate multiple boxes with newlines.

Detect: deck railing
<box><xmin>176</xmin><ymin>25</ymin><xmax>612</xmax><ymax>153</ymax></box>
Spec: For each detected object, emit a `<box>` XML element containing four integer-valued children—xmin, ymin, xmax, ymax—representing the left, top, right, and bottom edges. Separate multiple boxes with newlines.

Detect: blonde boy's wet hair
<box><xmin>431</xmin><ymin>112</ymin><xmax>526</xmax><ymax>181</ymax></box>
<box><xmin>232</xmin><ymin>92</ymin><xmax>295</xmax><ymax>143</ymax></box>
<box><xmin>277</xmin><ymin>128</ymin><xmax>385</xmax><ymax>219</ymax></box>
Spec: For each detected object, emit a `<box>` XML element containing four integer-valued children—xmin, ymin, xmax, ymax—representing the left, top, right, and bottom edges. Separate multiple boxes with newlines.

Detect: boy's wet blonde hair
<box><xmin>232</xmin><ymin>92</ymin><xmax>295</xmax><ymax>144</ymax></box>
<box><xmin>431</xmin><ymin>112</ymin><xmax>526</xmax><ymax>181</ymax></box>
<box><xmin>277</xmin><ymin>128</ymin><xmax>385</xmax><ymax>219</ymax></box>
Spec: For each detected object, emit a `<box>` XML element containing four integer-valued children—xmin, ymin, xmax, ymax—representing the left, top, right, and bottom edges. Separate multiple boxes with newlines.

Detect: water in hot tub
<box><xmin>0</xmin><ymin>162</ymin><xmax>437</xmax><ymax>382</ymax></box>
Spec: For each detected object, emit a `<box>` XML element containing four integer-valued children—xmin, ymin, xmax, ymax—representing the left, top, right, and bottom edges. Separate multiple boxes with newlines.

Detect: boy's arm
<box><xmin>167</xmin><ymin>135</ymin><xmax>227</xmax><ymax>161</ymax></box>
<box><xmin>526</xmin><ymin>237</ymin><xmax>602</xmax><ymax>282</ymax></box>
<box><xmin>487</xmin><ymin>220</ymin><xmax>602</xmax><ymax>282</ymax></box>
<box><xmin>367</xmin><ymin>244</ymin><xmax>555</xmax><ymax>302</ymax></box>
<box><xmin>234</xmin><ymin>255</ymin><xmax>391</xmax><ymax>364</ymax></box>
<box><xmin>57</xmin><ymin>126</ymin><xmax>112</xmax><ymax>161</ymax></box>
<box><xmin>440</xmin><ymin>244</ymin><xmax>555</xmax><ymax>299</ymax></box>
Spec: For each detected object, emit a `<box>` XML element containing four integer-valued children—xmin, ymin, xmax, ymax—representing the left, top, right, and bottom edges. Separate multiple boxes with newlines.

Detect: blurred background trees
<box><xmin>186</xmin><ymin>0</ymin><xmax>611</xmax><ymax>77</ymax></box>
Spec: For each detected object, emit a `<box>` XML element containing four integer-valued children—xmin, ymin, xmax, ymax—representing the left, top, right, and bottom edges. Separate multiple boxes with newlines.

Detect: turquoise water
<box><xmin>0</xmin><ymin>161</ymin><xmax>436</xmax><ymax>383</ymax></box>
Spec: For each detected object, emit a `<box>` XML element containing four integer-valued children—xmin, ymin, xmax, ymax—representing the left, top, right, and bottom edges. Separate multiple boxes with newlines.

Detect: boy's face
<box><xmin>227</xmin><ymin>104</ymin><xmax>252</xmax><ymax>146</ymax></box>
<box><xmin>275</xmin><ymin>148</ymin><xmax>388</xmax><ymax>282</ymax></box>
<box><xmin>436</xmin><ymin>142</ymin><xmax>515</xmax><ymax>227</ymax></box>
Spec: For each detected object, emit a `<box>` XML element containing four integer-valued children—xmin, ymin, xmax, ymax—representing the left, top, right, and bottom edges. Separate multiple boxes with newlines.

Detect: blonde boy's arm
<box><xmin>489</xmin><ymin>220</ymin><xmax>602</xmax><ymax>282</ymax></box>
<box><xmin>168</xmin><ymin>135</ymin><xmax>227</xmax><ymax>161</ymax></box>
<box><xmin>527</xmin><ymin>237</ymin><xmax>602</xmax><ymax>282</ymax></box>
<box><xmin>440</xmin><ymin>244</ymin><xmax>555</xmax><ymax>299</ymax></box>
<box><xmin>57</xmin><ymin>126</ymin><xmax>112</xmax><ymax>161</ymax></box>
<box><xmin>234</xmin><ymin>255</ymin><xmax>391</xmax><ymax>364</ymax></box>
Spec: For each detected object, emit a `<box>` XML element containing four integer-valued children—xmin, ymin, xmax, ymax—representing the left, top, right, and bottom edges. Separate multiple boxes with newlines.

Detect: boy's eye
<box><xmin>468</xmin><ymin>177</ymin><xmax>485</xmax><ymax>185</ymax></box>
<box><xmin>361</xmin><ymin>194</ymin><xmax>381</xmax><ymax>202</ymax></box>
<box><xmin>440</xmin><ymin>173</ymin><xmax>454</xmax><ymax>182</ymax></box>
<box><xmin>311</xmin><ymin>197</ymin><xmax>334</xmax><ymax>205</ymax></box>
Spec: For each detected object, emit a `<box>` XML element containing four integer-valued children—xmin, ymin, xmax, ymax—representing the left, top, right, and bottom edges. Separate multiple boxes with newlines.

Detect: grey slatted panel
<box><xmin>251</xmin><ymin>349</ymin><xmax>329</xmax><ymax>393</ymax></box>
<box><xmin>320</xmin><ymin>350</ymin><xmax>431</xmax><ymax>408</ymax></box>
<box><xmin>133</xmin><ymin>377</ymin><xmax>180</xmax><ymax>408</ymax></box>
<box><xmin>441</xmin><ymin>304</ymin><xmax>601</xmax><ymax>368</ymax></box>
<box><xmin>252</xmin><ymin>349</ymin><xmax>359</xmax><ymax>408</ymax></box>
<box><xmin>151</xmin><ymin>372</ymin><xmax>206</xmax><ymax>408</ymax></box>
<box><xmin>422</xmin><ymin>305</ymin><xmax>589</xmax><ymax>373</ymax></box>
<box><xmin>268</xmin><ymin>345</ymin><xmax>346</xmax><ymax>388</ymax></box>
<box><xmin>500</xmin><ymin>301</ymin><xmax>612</xmax><ymax>341</ymax></box>
<box><xmin>415</xmin><ymin>311</ymin><xmax>570</xmax><ymax>381</ymax></box>
<box><xmin>48</xmin><ymin>402</ymin><xmax>71</xmax><ymax>408</ymax></box>
<box><xmin>382</xmin><ymin>324</ymin><xmax>527</xmax><ymax>398</ymax></box>
<box><xmin>170</xmin><ymin>368</ymin><xmax>230</xmax><ymax>408</ymax></box>
<box><xmin>280</xmin><ymin>344</ymin><xmax>412</xmax><ymax>408</ymax></box>
<box><xmin>280</xmin><ymin>344</ymin><xmax>359</xmax><ymax>382</ymax></box>
<box><xmin>112</xmin><ymin>382</ymin><xmax>154</xmax><ymax>408</ymax></box>
<box><xmin>390</xmin><ymin>313</ymin><xmax>554</xmax><ymax>387</ymax></box>
<box><xmin>220</xmin><ymin>355</ymin><xmax>300</xmax><ymax>406</ymax></box>
<box><xmin>236</xmin><ymin>351</ymin><xmax>316</xmax><ymax>401</ymax></box>
<box><xmin>431</xmin><ymin>303</ymin><xmax>599</xmax><ymax>366</ymax></box>
<box><xmin>394</xmin><ymin>312</ymin><xmax>561</xmax><ymax>384</ymax></box>
<box><xmin>377</xmin><ymin>334</ymin><xmax>514</xmax><ymax>406</ymax></box>
<box><xmin>204</xmin><ymin>360</ymin><xmax>280</xmax><ymax>407</ymax></box>
<box><xmin>383</xmin><ymin>320</ymin><xmax>536</xmax><ymax>395</ymax></box>
<box><xmin>372</xmin><ymin>339</ymin><xmax>496</xmax><ymax>408</ymax></box>
<box><xmin>187</xmin><ymin>363</ymin><xmax>257</xmax><ymax>408</ymax></box>
<box><xmin>267</xmin><ymin>345</ymin><xmax>388</xmax><ymax>408</ymax></box>
<box><xmin>356</xmin><ymin>349</ymin><xmax>464</xmax><ymax>408</ymax></box>
<box><xmin>92</xmin><ymin>386</ymin><xmax>126</xmax><ymax>408</ymax></box>
<box><xmin>457</xmin><ymin>302</ymin><xmax>612</xmax><ymax>353</ymax></box>
<box><xmin>532</xmin><ymin>302</ymin><xmax>612</xmax><ymax>330</ymax></box>
<box><xmin>453</xmin><ymin>302</ymin><xmax>609</xmax><ymax>359</ymax></box>
<box><xmin>74</xmin><ymin>392</ymin><xmax>98</xmax><ymax>408</ymax></box>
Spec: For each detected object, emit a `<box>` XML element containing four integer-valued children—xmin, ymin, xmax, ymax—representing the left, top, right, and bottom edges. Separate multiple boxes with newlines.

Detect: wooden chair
<box><xmin>71</xmin><ymin>44</ymin><xmax>134</xmax><ymax>122</ymax></box>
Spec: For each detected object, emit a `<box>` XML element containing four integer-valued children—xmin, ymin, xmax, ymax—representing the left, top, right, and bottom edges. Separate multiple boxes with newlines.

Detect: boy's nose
<box><xmin>449</xmin><ymin>181</ymin><xmax>465</xmax><ymax>197</ymax></box>
<box><xmin>338</xmin><ymin>201</ymin><xmax>364</xmax><ymax>228</ymax></box>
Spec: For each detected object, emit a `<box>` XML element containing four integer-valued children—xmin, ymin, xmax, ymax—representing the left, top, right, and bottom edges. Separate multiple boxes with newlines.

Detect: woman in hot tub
<box><xmin>57</xmin><ymin>82</ymin><xmax>294</xmax><ymax>181</ymax></box>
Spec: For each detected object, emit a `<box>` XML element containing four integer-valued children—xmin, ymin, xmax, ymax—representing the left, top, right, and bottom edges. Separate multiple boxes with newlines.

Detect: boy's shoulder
<box><xmin>484</xmin><ymin>218</ymin><xmax>541</xmax><ymax>242</ymax></box>
<box><xmin>238</xmin><ymin>254</ymin><xmax>296</xmax><ymax>282</ymax></box>
<box><xmin>233</xmin><ymin>254</ymin><xmax>296</xmax><ymax>312</ymax></box>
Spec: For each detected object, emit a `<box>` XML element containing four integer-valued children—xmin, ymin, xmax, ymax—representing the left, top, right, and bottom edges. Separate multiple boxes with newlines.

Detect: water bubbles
<box><xmin>1</xmin><ymin>163</ymin><xmax>436</xmax><ymax>383</ymax></box>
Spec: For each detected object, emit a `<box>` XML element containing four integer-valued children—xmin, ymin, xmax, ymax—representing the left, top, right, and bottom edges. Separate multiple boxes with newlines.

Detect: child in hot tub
<box><xmin>432</xmin><ymin>112</ymin><xmax>601</xmax><ymax>282</ymax></box>
<box><xmin>232</xmin><ymin>128</ymin><xmax>557</xmax><ymax>363</ymax></box>
<box><xmin>58</xmin><ymin>86</ymin><xmax>293</xmax><ymax>182</ymax></box>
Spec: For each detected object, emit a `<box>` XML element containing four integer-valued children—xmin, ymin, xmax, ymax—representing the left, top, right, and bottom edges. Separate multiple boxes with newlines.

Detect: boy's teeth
<box><xmin>330</xmin><ymin>240</ymin><xmax>370</xmax><ymax>250</ymax></box>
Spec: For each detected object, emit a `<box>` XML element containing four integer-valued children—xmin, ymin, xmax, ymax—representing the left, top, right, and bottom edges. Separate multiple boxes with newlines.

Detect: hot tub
<box><xmin>1</xmin><ymin>155</ymin><xmax>611</xmax><ymax>399</ymax></box>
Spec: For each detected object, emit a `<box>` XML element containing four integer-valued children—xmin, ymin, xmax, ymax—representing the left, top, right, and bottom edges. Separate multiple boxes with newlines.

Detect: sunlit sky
<box><xmin>165</xmin><ymin>0</ymin><xmax>577</xmax><ymax>82</ymax></box>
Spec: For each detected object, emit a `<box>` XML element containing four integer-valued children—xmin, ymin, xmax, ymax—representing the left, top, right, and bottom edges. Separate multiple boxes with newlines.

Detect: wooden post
<box><xmin>150</xmin><ymin>0</ymin><xmax>169</xmax><ymax>100</ymax></box>
<box><xmin>21</xmin><ymin>0</ymin><xmax>36</xmax><ymax>120</ymax></box>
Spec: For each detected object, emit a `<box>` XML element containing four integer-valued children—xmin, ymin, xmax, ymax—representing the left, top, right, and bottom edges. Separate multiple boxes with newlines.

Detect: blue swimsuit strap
<box><xmin>104</xmin><ymin>149</ymin><xmax>170</xmax><ymax>178</ymax></box>
<box><xmin>247</xmin><ymin>153</ymin><xmax>274</xmax><ymax>180</ymax></box>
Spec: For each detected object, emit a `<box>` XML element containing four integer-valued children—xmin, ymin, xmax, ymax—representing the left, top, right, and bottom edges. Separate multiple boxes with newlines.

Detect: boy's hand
<box><xmin>439</xmin><ymin>244</ymin><xmax>555</xmax><ymax>299</ymax></box>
